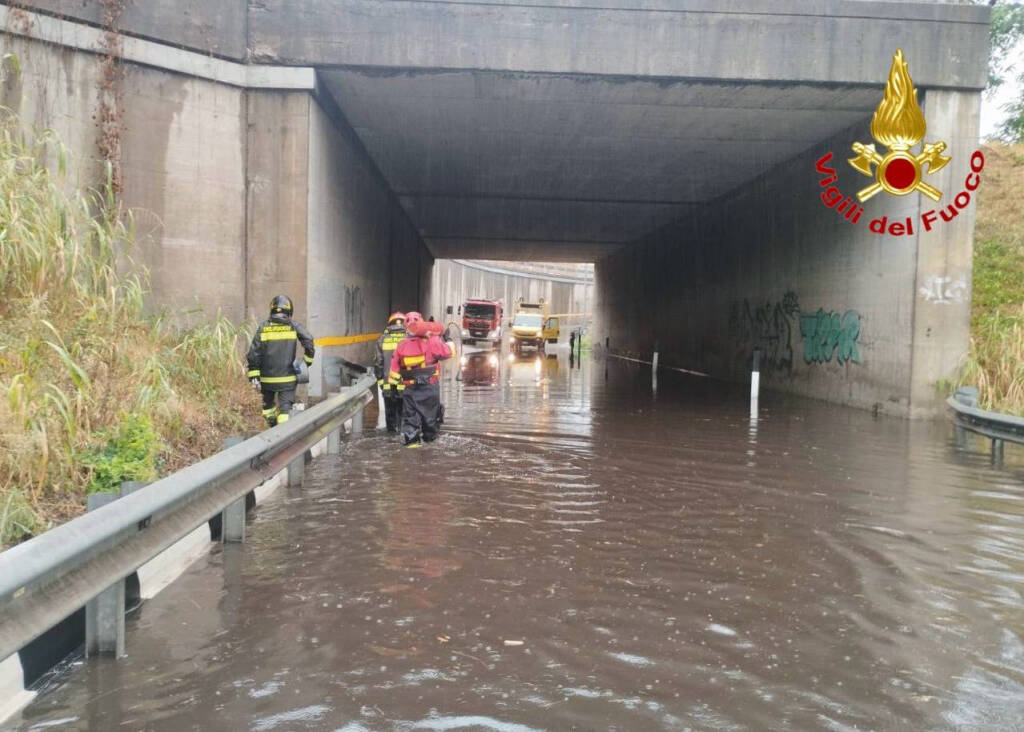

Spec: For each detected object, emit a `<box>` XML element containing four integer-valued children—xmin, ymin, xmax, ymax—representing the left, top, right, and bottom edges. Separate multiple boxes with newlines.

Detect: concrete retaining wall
<box><xmin>0</xmin><ymin>31</ymin><xmax>250</xmax><ymax>320</ymax></box>
<box><xmin>7</xmin><ymin>0</ymin><xmax>248</xmax><ymax>60</ymax></box>
<box><xmin>307</xmin><ymin>97</ymin><xmax>435</xmax><ymax>391</ymax></box>
<box><xmin>595</xmin><ymin>92</ymin><xmax>979</xmax><ymax>418</ymax></box>
<box><xmin>0</xmin><ymin>8</ymin><xmax>433</xmax><ymax>367</ymax></box>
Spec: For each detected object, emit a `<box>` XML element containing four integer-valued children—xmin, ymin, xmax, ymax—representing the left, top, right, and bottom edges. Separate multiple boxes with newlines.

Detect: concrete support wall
<box><xmin>432</xmin><ymin>260</ymin><xmax>592</xmax><ymax>340</ymax></box>
<box><xmin>0</xmin><ymin>32</ymin><xmax>249</xmax><ymax>319</ymax></box>
<box><xmin>307</xmin><ymin>96</ymin><xmax>433</xmax><ymax>387</ymax></box>
<box><xmin>247</xmin><ymin>0</ymin><xmax>988</xmax><ymax>89</ymax></box>
<box><xmin>7</xmin><ymin>0</ymin><xmax>248</xmax><ymax>59</ymax></box>
<box><xmin>0</xmin><ymin>11</ymin><xmax>433</xmax><ymax>363</ymax></box>
<box><xmin>910</xmin><ymin>90</ymin><xmax>979</xmax><ymax>418</ymax></box>
<box><xmin>246</xmin><ymin>92</ymin><xmax>311</xmax><ymax>323</ymax></box>
<box><xmin>595</xmin><ymin>98</ymin><xmax>979</xmax><ymax>417</ymax></box>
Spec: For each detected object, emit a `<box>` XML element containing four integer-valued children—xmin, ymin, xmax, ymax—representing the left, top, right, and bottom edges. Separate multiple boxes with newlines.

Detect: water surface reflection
<box><xmin>8</xmin><ymin>354</ymin><xmax>1024</xmax><ymax>730</ymax></box>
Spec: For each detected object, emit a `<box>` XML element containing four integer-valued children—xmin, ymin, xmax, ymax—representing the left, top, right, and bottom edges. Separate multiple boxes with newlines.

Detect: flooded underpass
<box><xmin>8</xmin><ymin>351</ymin><xmax>1024</xmax><ymax>731</ymax></box>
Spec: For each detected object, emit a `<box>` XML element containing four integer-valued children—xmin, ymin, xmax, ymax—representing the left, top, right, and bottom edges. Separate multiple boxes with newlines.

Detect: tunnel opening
<box><xmin>314</xmin><ymin>68</ymin><xmax>888</xmax><ymax>405</ymax></box>
<box><xmin>313</xmin><ymin>53</ymin><xmax>981</xmax><ymax>417</ymax></box>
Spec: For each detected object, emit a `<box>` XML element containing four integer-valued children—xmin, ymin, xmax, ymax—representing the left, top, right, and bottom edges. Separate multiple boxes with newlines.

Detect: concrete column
<box><xmin>910</xmin><ymin>89</ymin><xmax>981</xmax><ymax>418</ymax></box>
<box><xmin>245</xmin><ymin>91</ymin><xmax>311</xmax><ymax>323</ymax></box>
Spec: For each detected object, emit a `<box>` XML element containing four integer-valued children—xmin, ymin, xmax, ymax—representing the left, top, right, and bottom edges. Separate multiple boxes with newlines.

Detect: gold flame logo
<box><xmin>848</xmin><ymin>49</ymin><xmax>950</xmax><ymax>201</ymax></box>
<box><xmin>870</xmin><ymin>49</ymin><xmax>926</xmax><ymax>150</ymax></box>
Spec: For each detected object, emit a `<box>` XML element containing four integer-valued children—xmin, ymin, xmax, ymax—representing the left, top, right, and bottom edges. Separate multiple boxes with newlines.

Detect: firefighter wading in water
<box><xmin>374</xmin><ymin>311</ymin><xmax>407</xmax><ymax>432</ymax></box>
<box><xmin>389</xmin><ymin>311</ymin><xmax>453</xmax><ymax>446</ymax></box>
<box><xmin>246</xmin><ymin>295</ymin><xmax>316</xmax><ymax>427</ymax></box>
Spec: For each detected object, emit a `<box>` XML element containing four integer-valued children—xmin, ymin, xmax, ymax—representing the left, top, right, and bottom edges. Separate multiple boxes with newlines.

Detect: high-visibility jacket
<box><xmin>375</xmin><ymin>325</ymin><xmax>407</xmax><ymax>394</ymax></box>
<box><xmin>389</xmin><ymin>335</ymin><xmax>452</xmax><ymax>387</ymax></box>
<box><xmin>246</xmin><ymin>315</ymin><xmax>315</xmax><ymax>391</ymax></box>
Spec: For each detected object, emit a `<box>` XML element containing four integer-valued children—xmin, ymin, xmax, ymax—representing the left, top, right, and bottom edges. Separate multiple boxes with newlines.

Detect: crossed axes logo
<box><xmin>847</xmin><ymin>49</ymin><xmax>950</xmax><ymax>202</ymax></box>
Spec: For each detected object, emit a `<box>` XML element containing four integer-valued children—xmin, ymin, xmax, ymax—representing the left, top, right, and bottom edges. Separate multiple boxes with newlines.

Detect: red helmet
<box><xmin>387</xmin><ymin>311</ymin><xmax>405</xmax><ymax>326</ymax></box>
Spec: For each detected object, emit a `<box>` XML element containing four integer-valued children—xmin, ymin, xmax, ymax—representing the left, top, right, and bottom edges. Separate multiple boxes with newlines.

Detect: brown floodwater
<box><xmin>7</xmin><ymin>351</ymin><xmax>1024</xmax><ymax>731</ymax></box>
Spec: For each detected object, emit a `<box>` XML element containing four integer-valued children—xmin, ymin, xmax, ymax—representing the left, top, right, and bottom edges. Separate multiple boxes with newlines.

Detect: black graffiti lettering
<box><xmin>728</xmin><ymin>291</ymin><xmax>801</xmax><ymax>373</ymax></box>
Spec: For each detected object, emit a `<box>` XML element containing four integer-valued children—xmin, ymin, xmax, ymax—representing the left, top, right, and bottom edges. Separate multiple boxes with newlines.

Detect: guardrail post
<box><xmin>222</xmin><ymin>496</ymin><xmax>246</xmax><ymax>543</ymax></box>
<box><xmin>992</xmin><ymin>438</ymin><xmax>1005</xmax><ymax>468</ymax></box>
<box><xmin>287</xmin><ymin>453</ymin><xmax>305</xmax><ymax>486</ymax></box>
<box><xmin>327</xmin><ymin>425</ymin><xmax>342</xmax><ymax>454</ymax></box>
<box><xmin>651</xmin><ymin>341</ymin><xmax>659</xmax><ymax>392</ymax></box>
<box><xmin>85</xmin><ymin>492</ymin><xmax>125</xmax><ymax>658</ymax></box>
<box><xmin>351</xmin><ymin>406</ymin><xmax>364</xmax><ymax>435</ymax></box>
<box><xmin>750</xmin><ymin>349</ymin><xmax>761</xmax><ymax>419</ymax></box>
<box><xmin>86</xmin><ymin>579</ymin><xmax>126</xmax><ymax>658</ymax></box>
<box><xmin>218</xmin><ymin>437</ymin><xmax>247</xmax><ymax>542</ymax></box>
<box><xmin>953</xmin><ymin>423</ymin><xmax>967</xmax><ymax>447</ymax></box>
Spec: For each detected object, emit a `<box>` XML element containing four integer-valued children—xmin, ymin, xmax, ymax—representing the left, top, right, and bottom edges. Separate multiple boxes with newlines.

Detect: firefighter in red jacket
<box><xmin>374</xmin><ymin>311</ymin><xmax>406</xmax><ymax>433</ymax></box>
<box><xmin>389</xmin><ymin>311</ymin><xmax>453</xmax><ymax>446</ymax></box>
<box><xmin>246</xmin><ymin>295</ymin><xmax>316</xmax><ymax>428</ymax></box>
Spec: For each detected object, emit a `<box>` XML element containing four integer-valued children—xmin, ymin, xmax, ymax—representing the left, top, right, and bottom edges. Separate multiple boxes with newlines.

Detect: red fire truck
<box><xmin>459</xmin><ymin>299</ymin><xmax>503</xmax><ymax>349</ymax></box>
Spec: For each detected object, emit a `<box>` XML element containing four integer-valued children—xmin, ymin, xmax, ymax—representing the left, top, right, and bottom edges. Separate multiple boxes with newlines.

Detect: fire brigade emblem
<box><xmin>848</xmin><ymin>49</ymin><xmax>950</xmax><ymax>202</ymax></box>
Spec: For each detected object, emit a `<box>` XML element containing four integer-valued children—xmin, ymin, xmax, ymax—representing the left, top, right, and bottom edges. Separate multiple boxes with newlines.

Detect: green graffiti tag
<box><xmin>799</xmin><ymin>309</ymin><xmax>861</xmax><ymax>365</ymax></box>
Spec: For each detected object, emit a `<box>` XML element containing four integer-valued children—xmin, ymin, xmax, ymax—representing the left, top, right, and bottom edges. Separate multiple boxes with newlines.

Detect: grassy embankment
<box><xmin>0</xmin><ymin>123</ymin><xmax>261</xmax><ymax>547</ymax></box>
<box><xmin>959</xmin><ymin>144</ymin><xmax>1024</xmax><ymax>415</ymax></box>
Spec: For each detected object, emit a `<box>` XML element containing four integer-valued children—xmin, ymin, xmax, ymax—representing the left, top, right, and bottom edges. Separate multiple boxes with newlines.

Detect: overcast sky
<box><xmin>979</xmin><ymin>37</ymin><xmax>1024</xmax><ymax>140</ymax></box>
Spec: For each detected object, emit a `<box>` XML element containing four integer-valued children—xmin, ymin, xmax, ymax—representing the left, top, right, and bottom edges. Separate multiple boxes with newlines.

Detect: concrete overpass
<box><xmin>0</xmin><ymin>0</ymin><xmax>989</xmax><ymax>415</ymax></box>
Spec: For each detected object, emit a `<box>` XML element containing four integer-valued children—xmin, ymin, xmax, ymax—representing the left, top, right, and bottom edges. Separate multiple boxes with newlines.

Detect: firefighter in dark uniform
<box><xmin>374</xmin><ymin>311</ymin><xmax>407</xmax><ymax>432</ymax></box>
<box><xmin>389</xmin><ymin>311</ymin><xmax>453</xmax><ymax>446</ymax></box>
<box><xmin>246</xmin><ymin>295</ymin><xmax>316</xmax><ymax>427</ymax></box>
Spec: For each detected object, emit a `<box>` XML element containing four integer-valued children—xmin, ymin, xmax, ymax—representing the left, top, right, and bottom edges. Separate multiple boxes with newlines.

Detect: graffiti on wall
<box><xmin>918</xmin><ymin>275</ymin><xmax>967</xmax><ymax>304</ymax></box>
<box><xmin>799</xmin><ymin>309</ymin><xmax>861</xmax><ymax>365</ymax></box>
<box><xmin>729</xmin><ymin>291</ymin><xmax>863</xmax><ymax>369</ymax></box>
<box><xmin>728</xmin><ymin>291</ymin><xmax>801</xmax><ymax>372</ymax></box>
<box><xmin>344</xmin><ymin>285</ymin><xmax>365</xmax><ymax>337</ymax></box>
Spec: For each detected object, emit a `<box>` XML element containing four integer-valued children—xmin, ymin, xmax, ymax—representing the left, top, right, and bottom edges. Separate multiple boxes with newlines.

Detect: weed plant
<box><xmin>0</xmin><ymin>121</ymin><xmax>260</xmax><ymax>546</ymax></box>
<box><xmin>958</xmin><ymin>144</ymin><xmax>1024</xmax><ymax>415</ymax></box>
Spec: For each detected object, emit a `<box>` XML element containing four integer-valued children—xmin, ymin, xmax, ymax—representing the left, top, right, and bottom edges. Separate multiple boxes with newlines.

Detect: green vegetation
<box><xmin>985</xmin><ymin>2</ymin><xmax>1024</xmax><ymax>143</ymax></box>
<box><xmin>0</xmin><ymin>121</ymin><xmax>260</xmax><ymax>547</ymax></box>
<box><xmin>81</xmin><ymin>413</ymin><xmax>160</xmax><ymax>494</ymax></box>
<box><xmin>958</xmin><ymin>143</ymin><xmax>1024</xmax><ymax>414</ymax></box>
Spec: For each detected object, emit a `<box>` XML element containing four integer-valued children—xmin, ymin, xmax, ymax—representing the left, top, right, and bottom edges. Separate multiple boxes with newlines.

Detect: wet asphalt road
<box><xmin>7</xmin><ymin>350</ymin><xmax>1024</xmax><ymax>731</ymax></box>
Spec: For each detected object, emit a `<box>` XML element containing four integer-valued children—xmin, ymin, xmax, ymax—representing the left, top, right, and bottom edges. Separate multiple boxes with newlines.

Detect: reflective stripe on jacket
<box><xmin>246</xmin><ymin>315</ymin><xmax>315</xmax><ymax>390</ymax></box>
<box><xmin>389</xmin><ymin>335</ymin><xmax>452</xmax><ymax>387</ymax></box>
<box><xmin>375</xmin><ymin>327</ymin><xmax>407</xmax><ymax>393</ymax></box>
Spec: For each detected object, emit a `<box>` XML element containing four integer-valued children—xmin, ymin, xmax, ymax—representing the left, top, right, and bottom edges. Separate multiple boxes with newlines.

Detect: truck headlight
<box><xmin>488</xmin><ymin>328</ymin><xmax>500</xmax><ymax>338</ymax></box>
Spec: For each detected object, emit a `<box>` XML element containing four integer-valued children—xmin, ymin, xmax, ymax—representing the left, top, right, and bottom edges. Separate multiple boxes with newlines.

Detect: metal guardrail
<box><xmin>947</xmin><ymin>386</ymin><xmax>1024</xmax><ymax>467</ymax></box>
<box><xmin>0</xmin><ymin>373</ymin><xmax>375</xmax><ymax>664</ymax></box>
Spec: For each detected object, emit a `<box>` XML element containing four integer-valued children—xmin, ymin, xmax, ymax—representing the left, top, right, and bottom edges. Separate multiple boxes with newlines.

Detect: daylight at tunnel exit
<box><xmin>0</xmin><ymin>1</ymin><xmax>1023</xmax><ymax>730</ymax></box>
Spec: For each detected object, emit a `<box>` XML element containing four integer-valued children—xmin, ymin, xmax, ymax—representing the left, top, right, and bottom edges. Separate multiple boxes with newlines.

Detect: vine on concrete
<box><xmin>97</xmin><ymin>0</ymin><xmax>127</xmax><ymax>196</ymax></box>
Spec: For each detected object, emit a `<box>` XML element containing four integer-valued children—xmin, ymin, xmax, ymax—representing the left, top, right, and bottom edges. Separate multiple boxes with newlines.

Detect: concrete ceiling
<box><xmin>321</xmin><ymin>69</ymin><xmax>880</xmax><ymax>262</ymax></box>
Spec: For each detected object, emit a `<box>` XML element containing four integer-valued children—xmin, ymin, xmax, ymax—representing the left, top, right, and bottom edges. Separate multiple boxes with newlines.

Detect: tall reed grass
<box><xmin>957</xmin><ymin>144</ymin><xmax>1024</xmax><ymax>415</ymax></box>
<box><xmin>0</xmin><ymin>121</ymin><xmax>259</xmax><ymax>546</ymax></box>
